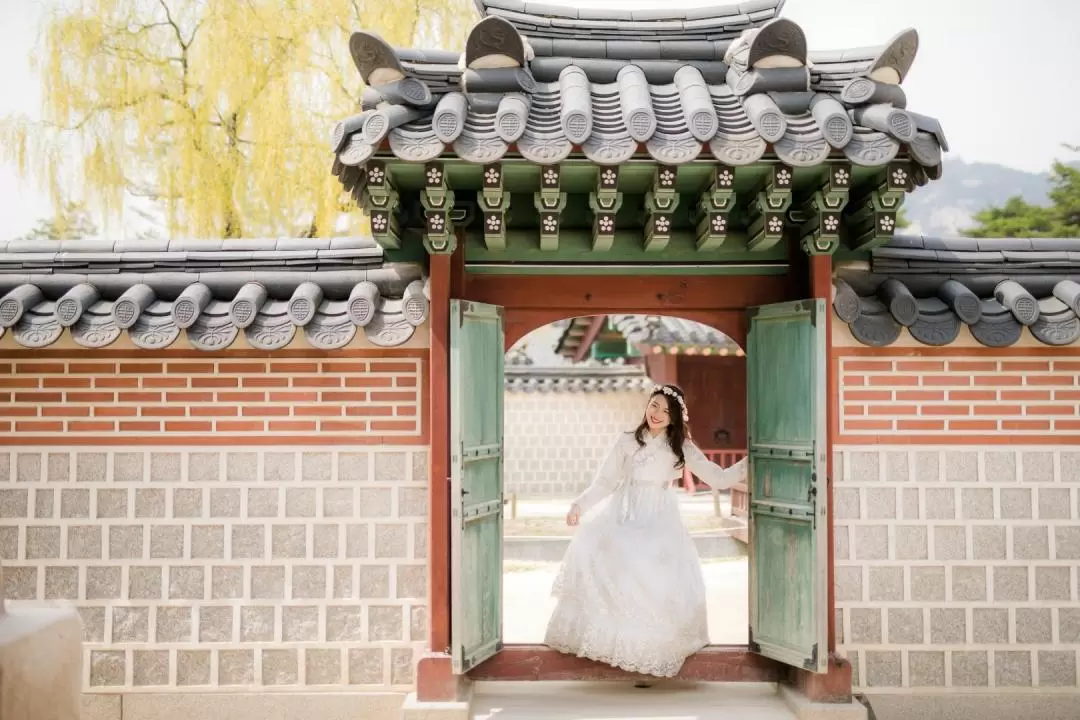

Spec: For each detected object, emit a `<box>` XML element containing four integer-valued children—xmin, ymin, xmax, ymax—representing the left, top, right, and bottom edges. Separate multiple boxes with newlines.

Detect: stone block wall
<box><xmin>0</xmin><ymin>350</ymin><xmax>429</xmax><ymax>697</ymax></box>
<box><xmin>834</xmin><ymin>345</ymin><xmax>1080</xmax><ymax>692</ymax></box>
<box><xmin>503</xmin><ymin>389</ymin><xmax>647</xmax><ymax>497</ymax></box>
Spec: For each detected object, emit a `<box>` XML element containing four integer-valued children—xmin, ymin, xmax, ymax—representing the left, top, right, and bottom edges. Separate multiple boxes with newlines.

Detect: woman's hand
<box><xmin>566</xmin><ymin>504</ymin><xmax>581</xmax><ymax>527</ymax></box>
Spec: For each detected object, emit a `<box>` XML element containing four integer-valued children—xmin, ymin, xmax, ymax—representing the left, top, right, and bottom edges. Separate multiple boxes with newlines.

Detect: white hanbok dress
<box><xmin>544</xmin><ymin>430</ymin><xmax>747</xmax><ymax>677</ymax></box>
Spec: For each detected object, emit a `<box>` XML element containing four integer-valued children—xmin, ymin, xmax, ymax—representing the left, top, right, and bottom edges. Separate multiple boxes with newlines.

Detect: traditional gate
<box><xmin>330</xmin><ymin>0</ymin><xmax>945</xmax><ymax>704</ymax></box>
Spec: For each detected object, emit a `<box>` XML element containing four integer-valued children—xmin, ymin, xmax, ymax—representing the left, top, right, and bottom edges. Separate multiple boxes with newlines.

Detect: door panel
<box><xmin>746</xmin><ymin>299</ymin><xmax>828</xmax><ymax>673</ymax></box>
<box><xmin>449</xmin><ymin>299</ymin><xmax>505</xmax><ymax>674</ymax></box>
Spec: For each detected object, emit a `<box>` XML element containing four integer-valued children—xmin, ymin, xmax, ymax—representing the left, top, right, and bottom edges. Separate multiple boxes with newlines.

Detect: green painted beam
<box><xmin>465</xmin><ymin>263</ymin><xmax>789</xmax><ymax>276</ymax></box>
<box><xmin>464</xmin><ymin>230</ymin><xmax>787</xmax><ymax>264</ymax></box>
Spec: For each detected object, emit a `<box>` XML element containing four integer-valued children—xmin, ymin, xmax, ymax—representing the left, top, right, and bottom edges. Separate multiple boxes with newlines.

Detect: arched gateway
<box><xmin>4</xmin><ymin>2</ymin><xmax>1080</xmax><ymax>720</ymax></box>
<box><xmin>332</xmin><ymin>0</ymin><xmax>947</xmax><ymax>712</ymax></box>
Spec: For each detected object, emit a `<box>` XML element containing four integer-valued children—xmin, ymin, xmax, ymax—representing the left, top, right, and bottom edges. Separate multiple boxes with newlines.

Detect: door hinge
<box><xmin>748</xmin><ymin>627</ymin><xmax>760</xmax><ymax>654</ymax></box>
<box><xmin>803</xmin><ymin>642</ymin><xmax>819</xmax><ymax>671</ymax></box>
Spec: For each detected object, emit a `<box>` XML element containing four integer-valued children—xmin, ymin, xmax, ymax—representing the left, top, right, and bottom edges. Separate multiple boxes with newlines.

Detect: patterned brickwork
<box><xmin>834</xmin><ymin>447</ymin><xmax>1080</xmax><ymax>691</ymax></box>
<box><xmin>0</xmin><ymin>353</ymin><xmax>425</xmax><ymax>443</ymax></box>
<box><xmin>837</xmin><ymin>354</ymin><xmax>1080</xmax><ymax>441</ymax></box>
<box><xmin>504</xmin><ymin>389</ymin><xmax>648</xmax><ymax>497</ymax></box>
<box><xmin>0</xmin><ymin>447</ymin><xmax>428</xmax><ymax>692</ymax></box>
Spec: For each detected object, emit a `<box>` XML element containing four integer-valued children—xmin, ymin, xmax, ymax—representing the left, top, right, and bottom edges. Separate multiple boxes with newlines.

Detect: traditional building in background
<box><xmin>503</xmin><ymin>348</ymin><xmax>649</xmax><ymax>498</ymax></box>
<box><xmin>3</xmin><ymin>0</ymin><xmax>1079</xmax><ymax>718</ymax></box>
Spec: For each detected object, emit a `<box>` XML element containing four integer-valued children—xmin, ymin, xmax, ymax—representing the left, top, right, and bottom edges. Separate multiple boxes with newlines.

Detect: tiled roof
<box><xmin>834</xmin><ymin>235</ymin><xmax>1080</xmax><ymax>347</ymax></box>
<box><xmin>504</xmin><ymin>361</ymin><xmax>650</xmax><ymax>393</ymax></box>
<box><xmin>335</xmin><ymin>1</ymin><xmax>943</xmax><ymax>169</ymax></box>
<box><xmin>611</xmin><ymin>314</ymin><xmax>740</xmax><ymax>352</ymax></box>
<box><xmin>555</xmin><ymin>314</ymin><xmax>739</xmax><ymax>357</ymax></box>
<box><xmin>0</xmin><ymin>238</ymin><xmax>429</xmax><ymax>351</ymax></box>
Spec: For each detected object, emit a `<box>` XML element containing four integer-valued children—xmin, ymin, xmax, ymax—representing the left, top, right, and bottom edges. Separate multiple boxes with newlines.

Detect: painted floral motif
<box><xmin>658</xmin><ymin>168</ymin><xmax>676</xmax><ymax>187</ymax></box>
<box><xmin>486</xmin><ymin>215</ymin><xmax>502</xmax><ymax>232</ymax></box>
<box><xmin>370</xmin><ymin>214</ymin><xmax>388</xmax><ymax>232</ymax></box>
<box><xmin>891</xmin><ymin>168</ymin><xmax>909</xmax><ymax>186</ymax></box>
<box><xmin>711</xmin><ymin>215</ymin><xmax>727</xmax><ymax>233</ymax></box>
<box><xmin>484</xmin><ymin>167</ymin><xmax>501</xmax><ymax>185</ymax></box>
<box><xmin>717</xmin><ymin>170</ymin><xmax>734</xmax><ymax>187</ymax></box>
<box><xmin>367</xmin><ymin>166</ymin><xmax>385</xmax><ymax>184</ymax></box>
<box><xmin>426</xmin><ymin>166</ymin><xmax>443</xmax><ymax>185</ymax></box>
<box><xmin>833</xmin><ymin>168</ymin><xmax>850</xmax><ymax>185</ymax></box>
<box><xmin>767</xmin><ymin>216</ymin><xmax>785</xmax><ymax>234</ymax></box>
<box><xmin>428</xmin><ymin>214</ymin><xmax>446</xmax><ymax>233</ymax></box>
<box><xmin>775</xmin><ymin>168</ymin><xmax>792</xmax><ymax>185</ymax></box>
<box><xmin>600</xmin><ymin>168</ymin><xmax>618</xmax><ymax>186</ymax></box>
<box><xmin>598</xmin><ymin>215</ymin><xmax>614</xmax><ymax>233</ymax></box>
<box><xmin>543</xmin><ymin>168</ymin><xmax>559</xmax><ymax>186</ymax></box>
<box><xmin>542</xmin><ymin>215</ymin><xmax>559</xmax><ymax>233</ymax></box>
<box><xmin>823</xmin><ymin>215</ymin><xmax>840</xmax><ymax>232</ymax></box>
<box><xmin>879</xmin><ymin>215</ymin><xmax>896</xmax><ymax>233</ymax></box>
<box><xmin>653</xmin><ymin>216</ymin><xmax>671</xmax><ymax>233</ymax></box>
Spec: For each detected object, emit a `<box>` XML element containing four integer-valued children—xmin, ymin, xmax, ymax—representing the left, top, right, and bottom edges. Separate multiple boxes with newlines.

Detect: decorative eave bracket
<box><xmin>695</xmin><ymin>165</ymin><xmax>737</xmax><ymax>251</ymax></box>
<box><xmin>644</xmin><ymin>166</ymin><xmax>681</xmax><ymax>252</ymax></box>
<box><xmin>746</xmin><ymin>164</ymin><xmax>793</xmax><ymax>252</ymax></box>
<box><xmin>589</xmin><ymin>166</ymin><xmax>623</xmax><ymax>252</ymax></box>
<box><xmin>797</xmin><ymin>162</ymin><xmax>852</xmax><ymax>255</ymax></box>
<box><xmin>844</xmin><ymin>160</ymin><xmax>910</xmax><ymax>251</ymax></box>
<box><xmin>535</xmin><ymin>164</ymin><xmax>567</xmax><ymax>251</ymax></box>
<box><xmin>480</xmin><ymin>163</ymin><xmax>510</xmax><ymax>251</ymax></box>
<box><xmin>421</xmin><ymin>161</ymin><xmax>456</xmax><ymax>254</ymax></box>
<box><xmin>361</xmin><ymin>160</ymin><xmax>401</xmax><ymax>250</ymax></box>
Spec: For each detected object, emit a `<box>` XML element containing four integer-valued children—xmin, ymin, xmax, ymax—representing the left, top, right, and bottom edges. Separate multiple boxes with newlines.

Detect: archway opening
<box><xmin>499</xmin><ymin>314</ymin><xmax>750</xmax><ymax>647</ymax></box>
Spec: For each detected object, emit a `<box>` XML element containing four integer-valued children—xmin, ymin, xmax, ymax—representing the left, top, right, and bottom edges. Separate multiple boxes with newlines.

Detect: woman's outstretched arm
<box><xmin>570</xmin><ymin>432</ymin><xmax>631</xmax><ymax>517</ymax></box>
<box><xmin>683</xmin><ymin>441</ymin><xmax>748</xmax><ymax>491</ymax></box>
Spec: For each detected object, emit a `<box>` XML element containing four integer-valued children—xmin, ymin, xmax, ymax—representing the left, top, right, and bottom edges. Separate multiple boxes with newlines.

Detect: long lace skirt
<box><xmin>543</xmin><ymin>491</ymin><xmax>710</xmax><ymax>677</ymax></box>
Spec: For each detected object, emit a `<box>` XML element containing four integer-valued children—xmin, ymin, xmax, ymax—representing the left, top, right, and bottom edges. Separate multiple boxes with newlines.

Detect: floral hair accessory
<box><xmin>652</xmin><ymin>384</ymin><xmax>689</xmax><ymax>423</ymax></box>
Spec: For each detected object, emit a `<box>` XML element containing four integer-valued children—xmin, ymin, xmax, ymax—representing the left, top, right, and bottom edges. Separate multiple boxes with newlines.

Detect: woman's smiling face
<box><xmin>644</xmin><ymin>393</ymin><xmax>672</xmax><ymax>432</ymax></box>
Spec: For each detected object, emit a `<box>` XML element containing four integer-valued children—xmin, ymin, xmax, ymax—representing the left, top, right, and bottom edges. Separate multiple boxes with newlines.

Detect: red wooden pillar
<box><xmin>789</xmin><ymin>254</ymin><xmax>853</xmax><ymax>703</ymax></box>
<box><xmin>416</xmin><ymin>251</ymin><xmax>460</xmax><ymax>702</ymax></box>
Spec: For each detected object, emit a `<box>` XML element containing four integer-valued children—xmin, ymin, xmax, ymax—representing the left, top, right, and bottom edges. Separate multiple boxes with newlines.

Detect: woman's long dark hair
<box><xmin>634</xmin><ymin>384</ymin><xmax>691</xmax><ymax>469</ymax></box>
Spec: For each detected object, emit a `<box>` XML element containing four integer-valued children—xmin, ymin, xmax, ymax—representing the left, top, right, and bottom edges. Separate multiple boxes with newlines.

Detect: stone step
<box><xmin>402</xmin><ymin>681</ymin><xmax>868</xmax><ymax>720</ymax></box>
<box><xmin>471</xmin><ymin>681</ymin><xmax>798</xmax><ymax>720</ymax></box>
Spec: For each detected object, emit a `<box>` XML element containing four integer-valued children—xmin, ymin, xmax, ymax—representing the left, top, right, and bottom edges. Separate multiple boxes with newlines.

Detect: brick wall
<box><xmin>0</xmin><ymin>352</ymin><xmax>425</xmax><ymax>442</ymax></box>
<box><xmin>504</xmin><ymin>389</ymin><xmax>647</xmax><ymax>497</ymax></box>
<box><xmin>0</xmin><ymin>349</ymin><xmax>429</xmax><ymax>696</ymax></box>
<box><xmin>834</xmin><ymin>342</ymin><xmax>1080</xmax><ymax>692</ymax></box>
<box><xmin>837</xmin><ymin>353</ymin><xmax>1080</xmax><ymax>442</ymax></box>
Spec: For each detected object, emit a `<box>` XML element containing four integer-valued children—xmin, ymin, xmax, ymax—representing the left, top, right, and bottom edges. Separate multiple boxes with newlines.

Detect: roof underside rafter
<box><xmin>331</xmin><ymin>0</ymin><xmax>945</xmax><ymax>261</ymax></box>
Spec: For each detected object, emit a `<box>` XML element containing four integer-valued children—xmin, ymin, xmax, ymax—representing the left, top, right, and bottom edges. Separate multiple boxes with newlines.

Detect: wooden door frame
<box><xmin>420</xmin><ymin>253</ymin><xmax>850</xmax><ymax>702</ymax></box>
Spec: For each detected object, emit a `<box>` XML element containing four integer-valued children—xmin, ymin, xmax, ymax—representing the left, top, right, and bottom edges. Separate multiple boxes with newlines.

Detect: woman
<box><xmin>543</xmin><ymin>383</ymin><xmax>749</xmax><ymax>680</ymax></box>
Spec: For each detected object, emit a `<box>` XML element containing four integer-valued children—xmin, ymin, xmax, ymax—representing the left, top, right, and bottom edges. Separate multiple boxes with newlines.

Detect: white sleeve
<box><xmin>683</xmin><ymin>441</ymin><xmax>747</xmax><ymax>491</ymax></box>
<box><xmin>572</xmin><ymin>433</ymin><xmax>629</xmax><ymax>514</ymax></box>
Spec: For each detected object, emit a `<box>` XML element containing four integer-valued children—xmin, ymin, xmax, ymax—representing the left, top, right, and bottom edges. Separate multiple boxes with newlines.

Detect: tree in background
<box><xmin>966</xmin><ymin>146</ymin><xmax>1080</xmax><ymax>238</ymax></box>
<box><xmin>17</xmin><ymin>202</ymin><xmax>99</xmax><ymax>241</ymax></box>
<box><xmin>1</xmin><ymin>0</ymin><xmax>473</xmax><ymax>239</ymax></box>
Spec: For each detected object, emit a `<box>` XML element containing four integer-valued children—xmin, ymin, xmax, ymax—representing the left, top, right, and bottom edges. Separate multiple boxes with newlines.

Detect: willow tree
<box><xmin>3</xmin><ymin>0</ymin><xmax>473</xmax><ymax>238</ymax></box>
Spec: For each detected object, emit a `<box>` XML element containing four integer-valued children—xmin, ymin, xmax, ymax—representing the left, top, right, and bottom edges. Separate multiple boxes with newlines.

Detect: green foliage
<box><xmin>967</xmin><ymin>146</ymin><xmax>1080</xmax><ymax>238</ymax></box>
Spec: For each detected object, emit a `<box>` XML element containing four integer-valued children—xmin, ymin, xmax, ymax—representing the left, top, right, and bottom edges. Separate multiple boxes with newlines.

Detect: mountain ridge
<box><xmin>903</xmin><ymin>158</ymin><xmax>1059</xmax><ymax>237</ymax></box>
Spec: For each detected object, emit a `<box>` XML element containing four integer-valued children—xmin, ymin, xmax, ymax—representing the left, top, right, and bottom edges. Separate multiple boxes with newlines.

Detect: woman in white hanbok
<box><xmin>544</xmin><ymin>384</ymin><xmax>748</xmax><ymax>680</ymax></box>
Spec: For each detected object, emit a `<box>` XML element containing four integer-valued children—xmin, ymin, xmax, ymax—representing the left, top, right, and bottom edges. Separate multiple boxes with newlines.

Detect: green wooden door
<box><xmin>449</xmin><ymin>299</ymin><xmax>505</xmax><ymax>674</ymax></box>
<box><xmin>746</xmin><ymin>299</ymin><xmax>828</xmax><ymax>673</ymax></box>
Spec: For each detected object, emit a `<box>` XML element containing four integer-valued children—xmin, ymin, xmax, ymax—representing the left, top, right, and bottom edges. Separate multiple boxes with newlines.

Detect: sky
<box><xmin>1</xmin><ymin>0</ymin><xmax>1078</xmax><ymax>239</ymax></box>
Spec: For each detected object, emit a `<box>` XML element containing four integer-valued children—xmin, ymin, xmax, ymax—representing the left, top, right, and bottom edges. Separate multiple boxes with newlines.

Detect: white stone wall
<box><xmin>504</xmin><ymin>390</ymin><xmax>647</xmax><ymax>498</ymax></box>
<box><xmin>834</xmin><ymin>447</ymin><xmax>1080</xmax><ymax>691</ymax></box>
<box><xmin>0</xmin><ymin>446</ymin><xmax>428</xmax><ymax>694</ymax></box>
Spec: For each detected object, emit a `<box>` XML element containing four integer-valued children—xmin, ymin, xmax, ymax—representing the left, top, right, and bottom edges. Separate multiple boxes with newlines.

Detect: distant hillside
<box><xmin>903</xmin><ymin>159</ymin><xmax>1056</xmax><ymax>237</ymax></box>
